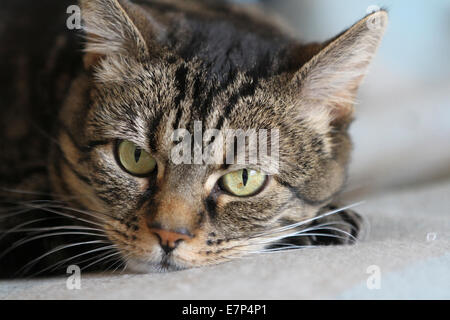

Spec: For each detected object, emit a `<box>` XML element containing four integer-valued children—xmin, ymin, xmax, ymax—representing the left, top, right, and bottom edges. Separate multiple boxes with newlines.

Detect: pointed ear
<box><xmin>291</xmin><ymin>10</ymin><xmax>388</xmax><ymax>127</ymax></box>
<box><xmin>80</xmin><ymin>0</ymin><xmax>154</xmax><ymax>69</ymax></box>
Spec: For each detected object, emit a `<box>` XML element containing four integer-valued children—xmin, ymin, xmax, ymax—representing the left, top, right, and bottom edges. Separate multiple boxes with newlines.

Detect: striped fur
<box><xmin>0</xmin><ymin>0</ymin><xmax>387</xmax><ymax>276</ymax></box>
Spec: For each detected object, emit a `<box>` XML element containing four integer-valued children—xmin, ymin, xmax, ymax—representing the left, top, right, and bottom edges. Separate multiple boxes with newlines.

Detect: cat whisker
<box><xmin>117</xmin><ymin>253</ymin><xmax>135</xmax><ymax>274</ymax></box>
<box><xmin>1</xmin><ymin>225</ymin><xmax>105</xmax><ymax>233</ymax></box>
<box><xmin>0</xmin><ymin>199</ymin><xmax>63</xmax><ymax>206</ymax></box>
<box><xmin>258</xmin><ymin>227</ymin><xmax>357</xmax><ymax>244</ymax></box>
<box><xmin>110</xmin><ymin>251</ymin><xmax>135</xmax><ymax>274</ymax></box>
<box><xmin>285</xmin><ymin>222</ymin><xmax>357</xmax><ymax>239</ymax></box>
<box><xmin>231</xmin><ymin>230</ymin><xmax>345</xmax><ymax>257</ymax></box>
<box><xmin>0</xmin><ymin>187</ymin><xmax>73</xmax><ymax>199</ymax></box>
<box><xmin>248</xmin><ymin>245</ymin><xmax>318</xmax><ymax>254</ymax></box>
<box><xmin>250</xmin><ymin>220</ymin><xmax>359</xmax><ymax>247</ymax></box>
<box><xmin>0</xmin><ymin>202</ymin><xmax>103</xmax><ymax>226</ymax></box>
<box><xmin>300</xmin><ymin>225</ymin><xmax>357</xmax><ymax>242</ymax></box>
<box><xmin>307</xmin><ymin>221</ymin><xmax>358</xmax><ymax>233</ymax></box>
<box><xmin>45</xmin><ymin>203</ymin><xmax>120</xmax><ymax>221</ymax></box>
<box><xmin>0</xmin><ymin>187</ymin><xmax>107</xmax><ymax>211</ymax></box>
<box><xmin>16</xmin><ymin>239</ymin><xmax>111</xmax><ymax>276</ymax></box>
<box><xmin>1</xmin><ymin>198</ymin><xmax>119</xmax><ymax>223</ymax></box>
<box><xmin>253</xmin><ymin>231</ymin><xmax>354</xmax><ymax>246</ymax></box>
<box><xmin>81</xmin><ymin>251</ymin><xmax>123</xmax><ymax>271</ymax></box>
<box><xmin>104</xmin><ymin>253</ymin><xmax>129</xmax><ymax>274</ymax></box>
<box><xmin>105</xmin><ymin>258</ymin><xmax>123</xmax><ymax>273</ymax></box>
<box><xmin>0</xmin><ymin>217</ymin><xmax>64</xmax><ymax>241</ymax></box>
<box><xmin>22</xmin><ymin>201</ymin><xmax>107</xmax><ymax>219</ymax></box>
<box><xmin>119</xmin><ymin>252</ymin><xmax>137</xmax><ymax>274</ymax></box>
<box><xmin>0</xmin><ymin>231</ymin><xmax>108</xmax><ymax>261</ymax></box>
<box><xmin>31</xmin><ymin>245</ymin><xmax>118</xmax><ymax>277</ymax></box>
<box><xmin>252</xmin><ymin>201</ymin><xmax>364</xmax><ymax>239</ymax></box>
<box><xmin>297</xmin><ymin>232</ymin><xmax>356</xmax><ymax>242</ymax></box>
<box><xmin>29</xmin><ymin>120</ymin><xmax>65</xmax><ymax>151</ymax></box>
<box><xmin>120</xmin><ymin>259</ymin><xmax>129</xmax><ymax>274</ymax></box>
<box><xmin>17</xmin><ymin>203</ymin><xmax>108</xmax><ymax>228</ymax></box>
<box><xmin>0</xmin><ymin>204</ymin><xmax>55</xmax><ymax>219</ymax></box>
<box><xmin>120</xmin><ymin>258</ymin><xmax>129</xmax><ymax>274</ymax></box>
<box><xmin>73</xmin><ymin>248</ymin><xmax>118</xmax><ymax>270</ymax></box>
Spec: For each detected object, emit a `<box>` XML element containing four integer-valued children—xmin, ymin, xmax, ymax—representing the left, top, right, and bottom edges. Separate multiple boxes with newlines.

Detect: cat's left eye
<box><xmin>220</xmin><ymin>169</ymin><xmax>267</xmax><ymax>197</ymax></box>
<box><xmin>117</xmin><ymin>140</ymin><xmax>156</xmax><ymax>176</ymax></box>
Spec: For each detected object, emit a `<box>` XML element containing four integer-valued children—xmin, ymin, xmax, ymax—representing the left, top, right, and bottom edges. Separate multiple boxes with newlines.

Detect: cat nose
<box><xmin>148</xmin><ymin>225</ymin><xmax>192</xmax><ymax>254</ymax></box>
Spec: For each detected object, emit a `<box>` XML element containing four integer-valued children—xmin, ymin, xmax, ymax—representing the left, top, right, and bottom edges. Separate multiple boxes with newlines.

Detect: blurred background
<box><xmin>238</xmin><ymin>0</ymin><xmax>450</xmax><ymax>197</ymax></box>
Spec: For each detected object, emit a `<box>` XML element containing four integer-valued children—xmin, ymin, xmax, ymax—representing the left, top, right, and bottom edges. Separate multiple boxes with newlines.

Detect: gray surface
<box><xmin>1</xmin><ymin>178</ymin><xmax>449</xmax><ymax>299</ymax></box>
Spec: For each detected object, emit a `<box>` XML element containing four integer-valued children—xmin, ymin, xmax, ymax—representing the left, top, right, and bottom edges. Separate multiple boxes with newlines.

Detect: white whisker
<box><xmin>19</xmin><ymin>203</ymin><xmax>107</xmax><ymax>228</ymax></box>
<box><xmin>249</xmin><ymin>245</ymin><xmax>317</xmax><ymax>254</ymax></box>
<box><xmin>0</xmin><ymin>231</ymin><xmax>108</xmax><ymax>261</ymax></box>
<box><xmin>298</xmin><ymin>226</ymin><xmax>357</xmax><ymax>242</ymax></box>
<box><xmin>0</xmin><ymin>205</ymin><xmax>52</xmax><ymax>219</ymax></box>
<box><xmin>253</xmin><ymin>201</ymin><xmax>364</xmax><ymax>238</ymax></box>
<box><xmin>0</xmin><ymin>217</ymin><xmax>63</xmax><ymax>241</ymax></box>
<box><xmin>81</xmin><ymin>251</ymin><xmax>123</xmax><ymax>271</ymax></box>
<box><xmin>34</xmin><ymin>245</ymin><xmax>118</xmax><ymax>276</ymax></box>
<box><xmin>16</xmin><ymin>240</ymin><xmax>111</xmax><ymax>276</ymax></box>
<box><xmin>2</xmin><ymin>225</ymin><xmax>105</xmax><ymax>233</ymax></box>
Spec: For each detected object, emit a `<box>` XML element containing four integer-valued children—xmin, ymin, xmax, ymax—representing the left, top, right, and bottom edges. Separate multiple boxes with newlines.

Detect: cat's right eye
<box><xmin>219</xmin><ymin>169</ymin><xmax>267</xmax><ymax>197</ymax></box>
<box><xmin>117</xmin><ymin>140</ymin><xmax>156</xmax><ymax>176</ymax></box>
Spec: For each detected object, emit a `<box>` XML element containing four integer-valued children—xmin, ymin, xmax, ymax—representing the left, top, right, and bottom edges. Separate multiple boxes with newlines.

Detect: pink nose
<box><xmin>148</xmin><ymin>228</ymin><xmax>192</xmax><ymax>253</ymax></box>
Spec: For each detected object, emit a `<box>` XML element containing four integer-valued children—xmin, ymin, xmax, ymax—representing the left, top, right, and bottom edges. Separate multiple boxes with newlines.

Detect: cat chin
<box><xmin>125</xmin><ymin>256</ymin><xmax>189</xmax><ymax>273</ymax></box>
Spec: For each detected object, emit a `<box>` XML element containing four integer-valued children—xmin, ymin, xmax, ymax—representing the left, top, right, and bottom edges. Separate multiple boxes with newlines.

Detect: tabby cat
<box><xmin>0</xmin><ymin>0</ymin><xmax>387</xmax><ymax>277</ymax></box>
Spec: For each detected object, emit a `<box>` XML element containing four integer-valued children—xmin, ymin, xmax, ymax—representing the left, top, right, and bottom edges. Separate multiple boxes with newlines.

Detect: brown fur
<box><xmin>0</xmin><ymin>0</ymin><xmax>387</xmax><ymax>276</ymax></box>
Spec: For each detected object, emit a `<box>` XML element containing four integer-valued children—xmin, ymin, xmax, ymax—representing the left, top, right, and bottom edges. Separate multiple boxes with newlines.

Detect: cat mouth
<box><xmin>126</xmin><ymin>254</ymin><xmax>188</xmax><ymax>273</ymax></box>
<box><xmin>158</xmin><ymin>254</ymin><xmax>185</xmax><ymax>271</ymax></box>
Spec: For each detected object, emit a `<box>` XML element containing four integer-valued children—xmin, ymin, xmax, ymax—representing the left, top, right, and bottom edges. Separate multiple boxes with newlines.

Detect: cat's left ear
<box><xmin>291</xmin><ymin>10</ymin><xmax>388</xmax><ymax>128</ymax></box>
<box><xmin>80</xmin><ymin>0</ymin><xmax>160</xmax><ymax>69</ymax></box>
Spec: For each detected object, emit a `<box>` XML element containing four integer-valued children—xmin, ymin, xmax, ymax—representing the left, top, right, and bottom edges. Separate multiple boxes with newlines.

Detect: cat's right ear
<box><xmin>289</xmin><ymin>10</ymin><xmax>388</xmax><ymax>128</ymax></box>
<box><xmin>79</xmin><ymin>0</ymin><xmax>161</xmax><ymax>70</ymax></box>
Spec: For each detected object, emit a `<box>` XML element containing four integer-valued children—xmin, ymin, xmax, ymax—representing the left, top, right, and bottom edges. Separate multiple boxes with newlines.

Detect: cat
<box><xmin>0</xmin><ymin>0</ymin><xmax>387</xmax><ymax>277</ymax></box>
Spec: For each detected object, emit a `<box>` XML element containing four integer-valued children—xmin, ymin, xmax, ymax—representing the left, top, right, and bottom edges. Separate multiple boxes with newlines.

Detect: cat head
<box><xmin>52</xmin><ymin>0</ymin><xmax>387</xmax><ymax>272</ymax></box>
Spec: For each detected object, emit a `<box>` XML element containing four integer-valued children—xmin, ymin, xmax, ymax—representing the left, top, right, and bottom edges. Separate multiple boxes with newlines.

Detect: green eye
<box><xmin>220</xmin><ymin>169</ymin><xmax>267</xmax><ymax>197</ymax></box>
<box><xmin>117</xmin><ymin>140</ymin><xmax>156</xmax><ymax>176</ymax></box>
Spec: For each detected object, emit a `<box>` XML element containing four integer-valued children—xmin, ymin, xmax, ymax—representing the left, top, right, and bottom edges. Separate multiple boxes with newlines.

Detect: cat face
<box><xmin>50</xmin><ymin>0</ymin><xmax>387</xmax><ymax>272</ymax></box>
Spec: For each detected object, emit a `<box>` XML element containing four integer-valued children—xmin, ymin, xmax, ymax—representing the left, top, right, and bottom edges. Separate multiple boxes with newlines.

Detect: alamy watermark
<box><xmin>66</xmin><ymin>265</ymin><xmax>81</xmax><ymax>290</ymax></box>
<box><xmin>366</xmin><ymin>265</ymin><xmax>381</xmax><ymax>290</ymax></box>
<box><xmin>66</xmin><ymin>5</ymin><xmax>82</xmax><ymax>30</ymax></box>
<box><xmin>426</xmin><ymin>232</ymin><xmax>437</xmax><ymax>242</ymax></box>
<box><xmin>170</xmin><ymin>121</ymin><xmax>280</xmax><ymax>174</ymax></box>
